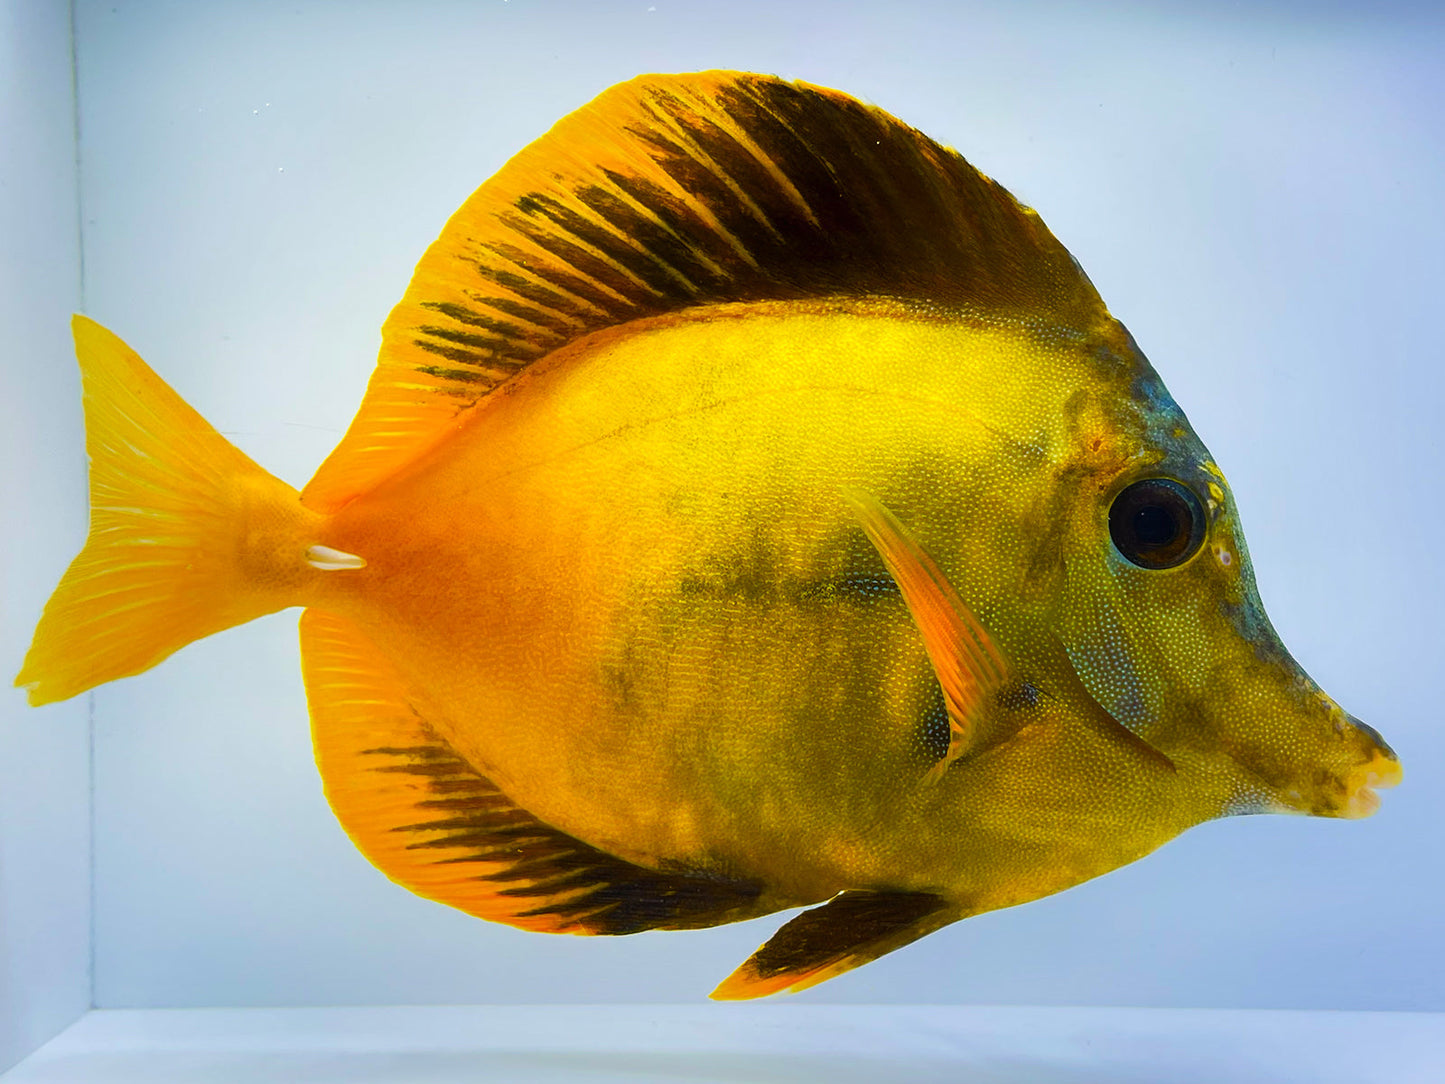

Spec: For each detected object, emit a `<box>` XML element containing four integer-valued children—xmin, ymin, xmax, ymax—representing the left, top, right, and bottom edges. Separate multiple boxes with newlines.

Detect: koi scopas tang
<box><xmin>17</xmin><ymin>72</ymin><xmax>1400</xmax><ymax>998</ymax></box>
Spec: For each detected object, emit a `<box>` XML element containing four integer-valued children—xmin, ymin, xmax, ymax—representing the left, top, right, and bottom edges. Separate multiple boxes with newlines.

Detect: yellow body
<box><xmin>311</xmin><ymin>302</ymin><xmax>1204</xmax><ymax>906</ymax></box>
<box><xmin>16</xmin><ymin>73</ymin><xmax>1399</xmax><ymax>998</ymax></box>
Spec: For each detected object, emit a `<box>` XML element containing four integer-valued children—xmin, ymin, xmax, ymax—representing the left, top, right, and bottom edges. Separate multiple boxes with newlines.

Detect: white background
<box><xmin>5</xmin><ymin>0</ymin><xmax>1442</xmax><ymax>1015</ymax></box>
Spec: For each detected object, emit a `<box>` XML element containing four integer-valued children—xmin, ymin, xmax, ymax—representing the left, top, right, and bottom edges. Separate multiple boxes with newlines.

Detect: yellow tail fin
<box><xmin>16</xmin><ymin>316</ymin><xmax>324</xmax><ymax>706</ymax></box>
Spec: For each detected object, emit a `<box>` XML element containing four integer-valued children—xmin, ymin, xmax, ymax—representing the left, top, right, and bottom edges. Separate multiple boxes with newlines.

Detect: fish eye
<box><xmin>1108</xmin><ymin>478</ymin><xmax>1207</xmax><ymax>570</ymax></box>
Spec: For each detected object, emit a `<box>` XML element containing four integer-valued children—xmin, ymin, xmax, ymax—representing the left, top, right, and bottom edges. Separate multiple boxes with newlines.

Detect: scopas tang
<box><xmin>16</xmin><ymin>71</ymin><xmax>1400</xmax><ymax>998</ymax></box>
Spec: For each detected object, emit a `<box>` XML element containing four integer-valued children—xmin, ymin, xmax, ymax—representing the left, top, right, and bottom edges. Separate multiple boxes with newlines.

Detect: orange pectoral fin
<box><xmin>843</xmin><ymin>490</ymin><xmax>1008</xmax><ymax>778</ymax></box>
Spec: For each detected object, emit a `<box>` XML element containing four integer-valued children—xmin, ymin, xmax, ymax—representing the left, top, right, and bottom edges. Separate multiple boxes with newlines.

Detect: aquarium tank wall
<box><xmin>2</xmin><ymin>0</ymin><xmax>1442</xmax><ymax>1072</ymax></box>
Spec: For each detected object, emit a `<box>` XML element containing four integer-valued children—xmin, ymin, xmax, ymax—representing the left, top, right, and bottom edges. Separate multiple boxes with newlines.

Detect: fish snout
<box><xmin>1336</xmin><ymin>714</ymin><xmax>1402</xmax><ymax>820</ymax></box>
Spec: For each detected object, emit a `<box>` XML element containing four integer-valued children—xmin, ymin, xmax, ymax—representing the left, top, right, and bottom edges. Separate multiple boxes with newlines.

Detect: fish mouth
<box><xmin>1339</xmin><ymin>740</ymin><xmax>1403</xmax><ymax>820</ymax></box>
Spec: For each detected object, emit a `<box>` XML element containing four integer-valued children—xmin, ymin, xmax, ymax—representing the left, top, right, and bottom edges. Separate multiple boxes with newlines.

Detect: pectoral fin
<box><xmin>844</xmin><ymin>491</ymin><xmax>1009</xmax><ymax>778</ymax></box>
<box><xmin>711</xmin><ymin>890</ymin><xmax>953</xmax><ymax>1000</ymax></box>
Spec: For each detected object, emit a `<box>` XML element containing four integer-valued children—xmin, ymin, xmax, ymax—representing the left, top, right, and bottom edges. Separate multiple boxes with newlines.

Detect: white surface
<box><xmin>3</xmin><ymin>1005</ymin><xmax>1443</xmax><ymax>1084</ymax></box>
<box><xmin>16</xmin><ymin>0</ymin><xmax>1440</xmax><ymax>1010</ymax></box>
<box><xmin>0</xmin><ymin>0</ymin><xmax>92</xmax><ymax>1073</ymax></box>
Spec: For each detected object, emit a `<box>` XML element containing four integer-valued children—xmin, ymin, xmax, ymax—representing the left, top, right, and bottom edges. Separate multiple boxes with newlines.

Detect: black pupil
<box><xmin>1108</xmin><ymin>478</ymin><xmax>1205</xmax><ymax>570</ymax></box>
<box><xmin>1133</xmin><ymin>505</ymin><xmax>1179</xmax><ymax>547</ymax></box>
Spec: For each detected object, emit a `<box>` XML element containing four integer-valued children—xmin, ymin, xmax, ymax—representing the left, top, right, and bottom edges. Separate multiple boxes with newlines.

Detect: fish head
<box><xmin>1045</xmin><ymin>334</ymin><xmax>1400</xmax><ymax>819</ymax></box>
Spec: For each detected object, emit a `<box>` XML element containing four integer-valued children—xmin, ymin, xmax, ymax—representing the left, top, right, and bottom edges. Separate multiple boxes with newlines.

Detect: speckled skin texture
<box><xmin>309</xmin><ymin>297</ymin><xmax>1396</xmax><ymax>921</ymax></box>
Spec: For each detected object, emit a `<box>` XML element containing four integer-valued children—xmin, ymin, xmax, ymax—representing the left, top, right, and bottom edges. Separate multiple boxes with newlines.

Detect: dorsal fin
<box><xmin>302</xmin><ymin>70</ymin><xmax>1108</xmax><ymax>510</ymax></box>
<box><xmin>300</xmin><ymin>608</ymin><xmax>765</xmax><ymax>934</ymax></box>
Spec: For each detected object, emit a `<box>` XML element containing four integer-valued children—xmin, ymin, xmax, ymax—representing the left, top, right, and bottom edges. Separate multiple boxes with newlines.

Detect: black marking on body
<box><xmin>361</xmin><ymin>736</ymin><xmax>763</xmax><ymax>934</ymax></box>
<box><xmin>794</xmin><ymin>574</ymin><xmax>903</xmax><ymax>606</ymax></box>
<box><xmin>601</xmin><ymin>661</ymin><xmax>639</xmax><ymax>713</ymax></box>
<box><xmin>676</xmin><ymin>522</ymin><xmax>904</xmax><ymax>610</ymax></box>
<box><xmin>912</xmin><ymin>685</ymin><xmax>949</xmax><ymax>765</ymax></box>
<box><xmin>838</xmin><ymin>574</ymin><xmax>900</xmax><ymax>598</ymax></box>
<box><xmin>679</xmin><ymin>569</ymin><xmax>906</xmax><ymax>608</ymax></box>
<box><xmin>997</xmin><ymin>680</ymin><xmax>1041</xmax><ymax>711</ymax></box>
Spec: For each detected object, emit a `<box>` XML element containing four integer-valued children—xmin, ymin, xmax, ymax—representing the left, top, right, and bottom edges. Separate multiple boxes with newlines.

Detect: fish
<box><xmin>15</xmin><ymin>71</ymin><xmax>1401</xmax><ymax>999</ymax></box>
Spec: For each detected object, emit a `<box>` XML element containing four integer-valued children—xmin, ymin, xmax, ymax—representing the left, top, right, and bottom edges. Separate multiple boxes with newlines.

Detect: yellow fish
<box><xmin>16</xmin><ymin>72</ymin><xmax>1400</xmax><ymax>999</ymax></box>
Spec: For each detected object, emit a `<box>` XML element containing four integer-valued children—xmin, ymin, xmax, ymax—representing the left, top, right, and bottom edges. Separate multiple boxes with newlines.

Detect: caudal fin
<box><xmin>16</xmin><ymin>316</ymin><xmax>322</xmax><ymax>706</ymax></box>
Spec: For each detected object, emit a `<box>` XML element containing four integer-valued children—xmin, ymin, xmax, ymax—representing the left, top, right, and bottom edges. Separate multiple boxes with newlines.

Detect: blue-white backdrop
<box><xmin>9</xmin><ymin>0</ymin><xmax>1442</xmax><ymax>1010</ymax></box>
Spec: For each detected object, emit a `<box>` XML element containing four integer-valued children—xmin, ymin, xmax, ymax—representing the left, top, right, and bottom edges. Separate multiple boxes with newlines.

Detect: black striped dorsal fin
<box><xmin>302</xmin><ymin>70</ymin><xmax>1108</xmax><ymax>511</ymax></box>
<box><xmin>299</xmin><ymin>608</ymin><xmax>763</xmax><ymax>935</ymax></box>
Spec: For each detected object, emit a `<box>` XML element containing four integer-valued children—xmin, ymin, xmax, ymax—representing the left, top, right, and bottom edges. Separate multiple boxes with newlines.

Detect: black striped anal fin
<box><xmin>300</xmin><ymin>608</ymin><xmax>763</xmax><ymax>936</ymax></box>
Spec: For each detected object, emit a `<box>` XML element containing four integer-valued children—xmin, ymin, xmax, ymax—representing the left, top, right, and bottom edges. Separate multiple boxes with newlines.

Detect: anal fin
<box><xmin>711</xmin><ymin>890</ymin><xmax>953</xmax><ymax>1000</ymax></box>
<box><xmin>300</xmin><ymin>608</ymin><xmax>763</xmax><ymax>935</ymax></box>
